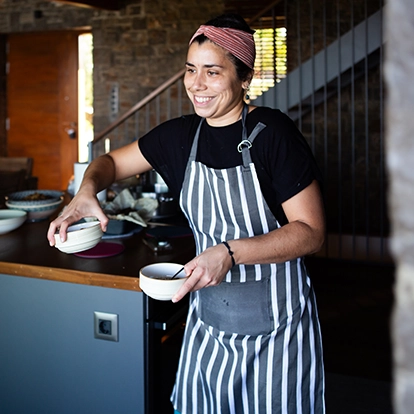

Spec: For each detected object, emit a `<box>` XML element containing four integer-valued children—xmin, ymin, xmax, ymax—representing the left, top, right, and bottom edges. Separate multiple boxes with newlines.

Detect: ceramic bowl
<box><xmin>0</xmin><ymin>209</ymin><xmax>27</xmax><ymax>235</ymax></box>
<box><xmin>6</xmin><ymin>190</ymin><xmax>64</xmax><ymax>206</ymax></box>
<box><xmin>6</xmin><ymin>197</ymin><xmax>63</xmax><ymax>222</ymax></box>
<box><xmin>54</xmin><ymin>221</ymin><xmax>103</xmax><ymax>254</ymax></box>
<box><xmin>139</xmin><ymin>262</ymin><xmax>187</xmax><ymax>301</ymax></box>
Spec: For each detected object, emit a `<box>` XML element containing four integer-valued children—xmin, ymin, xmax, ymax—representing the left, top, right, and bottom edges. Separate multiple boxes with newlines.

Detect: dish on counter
<box><xmin>54</xmin><ymin>221</ymin><xmax>103</xmax><ymax>254</ymax></box>
<box><xmin>139</xmin><ymin>262</ymin><xmax>188</xmax><ymax>301</ymax></box>
<box><xmin>5</xmin><ymin>189</ymin><xmax>64</xmax><ymax>205</ymax></box>
<box><xmin>6</xmin><ymin>197</ymin><xmax>63</xmax><ymax>222</ymax></box>
<box><xmin>0</xmin><ymin>209</ymin><xmax>27</xmax><ymax>234</ymax></box>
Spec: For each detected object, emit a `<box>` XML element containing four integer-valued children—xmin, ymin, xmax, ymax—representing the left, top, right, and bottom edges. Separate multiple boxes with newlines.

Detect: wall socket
<box><xmin>94</xmin><ymin>311</ymin><xmax>118</xmax><ymax>342</ymax></box>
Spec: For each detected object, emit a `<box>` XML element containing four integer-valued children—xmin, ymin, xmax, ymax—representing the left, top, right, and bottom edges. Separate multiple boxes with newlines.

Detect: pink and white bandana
<box><xmin>189</xmin><ymin>25</ymin><xmax>256</xmax><ymax>70</ymax></box>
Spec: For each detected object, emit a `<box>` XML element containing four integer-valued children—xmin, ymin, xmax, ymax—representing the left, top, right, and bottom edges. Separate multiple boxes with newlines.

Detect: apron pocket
<box><xmin>198</xmin><ymin>278</ymin><xmax>274</xmax><ymax>336</ymax></box>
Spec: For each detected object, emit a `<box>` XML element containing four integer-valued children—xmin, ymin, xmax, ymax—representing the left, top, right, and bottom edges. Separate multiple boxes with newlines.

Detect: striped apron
<box><xmin>171</xmin><ymin>105</ymin><xmax>325</xmax><ymax>414</ymax></box>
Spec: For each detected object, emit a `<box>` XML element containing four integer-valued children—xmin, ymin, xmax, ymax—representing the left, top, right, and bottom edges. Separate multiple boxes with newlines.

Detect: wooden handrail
<box><xmin>45</xmin><ymin>0</ymin><xmax>122</xmax><ymax>10</ymax></box>
<box><xmin>93</xmin><ymin>1</ymin><xmax>283</xmax><ymax>146</ymax></box>
<box><xmin>93</xmin><ymin>68</ymin><xmax>186</xmax><ymax>144</ymax></box>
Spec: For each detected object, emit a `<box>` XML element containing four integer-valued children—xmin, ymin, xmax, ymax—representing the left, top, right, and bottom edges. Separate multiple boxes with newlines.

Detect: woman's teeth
<box><xmin>195</xmin><ymin>96</ymin><xmax>212</xmax><ymax>103</ymax></box>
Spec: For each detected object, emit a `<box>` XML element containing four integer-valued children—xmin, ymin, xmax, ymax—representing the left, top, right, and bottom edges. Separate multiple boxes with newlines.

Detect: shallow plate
<box><xmin>74</xmin><ymin>242</ymin><xmax>125</xmax><ymax>258</ymax></box>
<box><xmin>6</xmin><ymin>190</ymin><xmax>64</xmax><ymax>205</ymax></box>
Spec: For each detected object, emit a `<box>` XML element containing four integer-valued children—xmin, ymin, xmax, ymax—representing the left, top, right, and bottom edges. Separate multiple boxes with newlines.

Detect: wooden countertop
<box><xmin>0</xmin><ymin>217</ymin><xmax>195</xmax><ymax>291</ymax></box>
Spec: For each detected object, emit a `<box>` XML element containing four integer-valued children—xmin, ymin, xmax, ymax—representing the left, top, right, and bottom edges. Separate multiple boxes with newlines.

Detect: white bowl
<box><xmin>139</xmin><ymin>262</ymin><xmax>187</xmax><ymax>301</ymax></box>
<box><xmin>0</xmin><ymin>209</ymin><xmax>27</xmax><ymax>235</ymax></box>
<box><xmin>54</xmin><ymin>221</ymin><xmax>103</xmax><ymax>254</ymax></box>
<box><xmin>6</xmin><ymin>198</ymin><xmax>63</xmax><ymax>221</ymax></box>
<box><xmin>6</xmin><ymin>190</ymin><xmax>64</xmax><ymax>206</ymax></box>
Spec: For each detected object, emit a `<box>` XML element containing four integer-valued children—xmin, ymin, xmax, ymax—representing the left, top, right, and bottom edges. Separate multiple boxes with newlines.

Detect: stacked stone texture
<box><xmin>3</xmin><ymin>2</ymin><xmax>414</xmax><ymax>412</ymax></box>
<box><xmin>0</xmin><ymin>0</ymin><xmax>224</xmax><ymax>155</ymax></box>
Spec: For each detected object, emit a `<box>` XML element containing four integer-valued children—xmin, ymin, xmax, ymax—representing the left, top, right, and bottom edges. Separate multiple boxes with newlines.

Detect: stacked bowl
<box><xmin>5</xmin><ymin>190</ymin><xmax>64</xmax><ymax>222</ymax></box>
<box><xmin>0</xmin><ymin>210</ymin><xmax>27</xmax><ymax>234</ymax></box>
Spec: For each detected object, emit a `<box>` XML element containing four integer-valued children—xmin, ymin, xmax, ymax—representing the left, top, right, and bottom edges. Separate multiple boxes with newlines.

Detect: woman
<box><xmin>47</xmin><ymin>14</ymin><xmax>326</xmax><ymax>414</ymax></box>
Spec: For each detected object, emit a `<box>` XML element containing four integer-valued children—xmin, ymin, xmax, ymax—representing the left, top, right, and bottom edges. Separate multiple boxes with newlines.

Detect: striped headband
<box><xmin>189</xmin><ymin>25</ymin><xmax>256</xmax><ymax>70</ymax></box>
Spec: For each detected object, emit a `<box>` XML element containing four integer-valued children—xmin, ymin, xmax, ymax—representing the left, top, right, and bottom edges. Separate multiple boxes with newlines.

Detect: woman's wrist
<box><xmin>222</xmin><ymin>241</ymin><xmax>236</xmax><ymax>267</ymax></box>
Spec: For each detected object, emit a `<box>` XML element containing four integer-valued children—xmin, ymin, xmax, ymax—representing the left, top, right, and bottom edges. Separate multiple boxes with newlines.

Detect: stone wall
<box><xmin>0</xmin><ymin>0</ymin><xmax>224</xmax><ymax>154</ymax></box>
<box><xmin>0</xmin><ymin>0</ymin><xmax>388</xmax><ymax>238</ymax></box>
<box><xmin>385</xmin><ymin>0</ymin><xmax>414</xmax><ymax>412</ymax></box>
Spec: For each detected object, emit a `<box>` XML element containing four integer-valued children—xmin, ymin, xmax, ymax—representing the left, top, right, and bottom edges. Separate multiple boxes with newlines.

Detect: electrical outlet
<box><xmin>94</xmin><ymin>311</ymin><xmax>118</xmax><ymax>342</ymax></box>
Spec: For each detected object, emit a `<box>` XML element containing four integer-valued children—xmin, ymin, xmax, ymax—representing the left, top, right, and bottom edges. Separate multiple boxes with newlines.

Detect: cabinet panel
<box><xmin>0</xmin><ymin>274</ymin><xmax>145</xmax><ymax>414</ymax></box>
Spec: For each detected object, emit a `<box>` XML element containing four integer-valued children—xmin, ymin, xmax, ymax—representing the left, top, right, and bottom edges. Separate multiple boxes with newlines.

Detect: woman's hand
<box><xmin>172</xmin><ymin>242</ymin><xmax>233</xmax><ymax>302</ymax></box>
<box><xmin>171</xmin><ymin>180</ymin><xmax>325</xmax><ymax>303</ymax></box>
<box><xmin>47</xmin><ymin>187</ymin><xmax>109</xmax><ymax>246</ymax></box>
<box><xmin>46</xmin><ymin>143</ymin><xmax>154</xmax><ymax>247</ymax></box>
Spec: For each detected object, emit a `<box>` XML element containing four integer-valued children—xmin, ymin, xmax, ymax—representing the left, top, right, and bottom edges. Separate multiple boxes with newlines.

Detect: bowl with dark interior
<box><xmin>139</xmin><ymin>262</ymin><xmax>187</xmax><ymax>301</ymax></box>
<box><xmin>5</xmin><ymin>190</ymin><xmax>64</xmax><ymax>206</ymax></box>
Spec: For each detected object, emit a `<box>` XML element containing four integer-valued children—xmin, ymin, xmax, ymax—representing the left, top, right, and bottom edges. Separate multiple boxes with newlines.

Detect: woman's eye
<box><xmin>186</xmin><ymin>67</ymin><xmax>195</xmax><ymax>74</ymax></box>
<box><xmin>208</xmin><ymin>71</ymin><xmax>218</xmax><ymax>76</ymax></box>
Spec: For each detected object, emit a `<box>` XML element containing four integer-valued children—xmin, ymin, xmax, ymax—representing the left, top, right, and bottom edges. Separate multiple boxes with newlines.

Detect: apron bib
<box><xmin>171</xmin><ymin>105</ymin><xmax>325</xmax><ymax>414</ymax></box>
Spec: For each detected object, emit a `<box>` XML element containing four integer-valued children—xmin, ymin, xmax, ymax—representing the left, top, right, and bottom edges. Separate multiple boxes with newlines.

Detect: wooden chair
<box><xmin>0</xmin><ymin>157</ymin><xmax>38</xmax><ymax>192</ymax></box>
<box><xmin>0</xmin><ymin>169</ymin><xmax>26</xmax><ymax>207</ymax></box>
<box><xmin>0</xmin><ymin>157</ymin><xmax>33</xmax><ymax>177</ymax></box>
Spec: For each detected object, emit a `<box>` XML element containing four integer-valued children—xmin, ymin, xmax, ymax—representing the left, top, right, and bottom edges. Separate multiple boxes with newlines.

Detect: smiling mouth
<box><xmin>194</xmin><ymin>96</ymin><xmax>213</xmax><ymax>104</ymax></box>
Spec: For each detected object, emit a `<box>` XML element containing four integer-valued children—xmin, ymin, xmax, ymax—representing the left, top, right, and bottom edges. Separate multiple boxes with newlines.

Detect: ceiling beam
<box><xmin>46</xmin><ymin>0</ymin><xmax>123</xmax><ymax>10</ymax></box>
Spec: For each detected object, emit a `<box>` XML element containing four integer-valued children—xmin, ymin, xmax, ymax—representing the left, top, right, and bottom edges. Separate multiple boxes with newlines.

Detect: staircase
<box><xmin>92</xmin><ymin>2</ymin><xmax>388</xmax><ymax>263</ymax></box>
<box><xmin>254</xmin><ymin>8</ymin><xmax>383</xmax><ymax>121</ymax></box>
<box><xmin>93</xmin><ymin>5</ymin><xmax>383</xmax><ymax>145</ymax></box>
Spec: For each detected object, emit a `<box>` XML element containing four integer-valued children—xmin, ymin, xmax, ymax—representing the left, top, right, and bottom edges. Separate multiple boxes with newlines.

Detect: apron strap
<box><xmin>239</xmin><ymin>121</ymin><xmax>267</xmax><ymax>167</ymax></box>
<box><xmin>188</xmin><ymin>117</ymin><xmax>205</xmax><ymax>162</ymax></box>
<box><xmin>188</xmin><ymin>104</ymin><xmax>267</xmax><ymax>168</ymax></box>
<box><xmin>239</xmin><ymin>104</ymin><xmax>267</xmax><ymax>168</ymax></box>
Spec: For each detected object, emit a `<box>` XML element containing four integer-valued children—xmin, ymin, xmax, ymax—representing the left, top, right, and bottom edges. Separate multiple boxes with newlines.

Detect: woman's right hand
<box><xmin>46</xmin><ymin>142</ymin><xmax>153</xmax><ymax>247</ymax></box>
<box><xmin>47</xmin><ymin>187</ymin><xmax>109</xmax><ymax>246</ymax></box>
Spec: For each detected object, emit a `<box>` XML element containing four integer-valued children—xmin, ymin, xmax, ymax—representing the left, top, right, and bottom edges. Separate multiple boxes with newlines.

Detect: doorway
<box><xmin>6</xmin><ymin>30</ymin><xmax>92</xmax><ymax>191</ymax></box>
<box><xmin>78</xmin><ymin>33</ymin><xmax>94</xmax><ymax>164</ymax></box>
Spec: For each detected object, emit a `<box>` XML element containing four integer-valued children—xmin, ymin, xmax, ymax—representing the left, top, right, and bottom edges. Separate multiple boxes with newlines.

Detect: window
<box><xmin>250</xmin><ymin>27</ymin><xmax>287</xmax><ymax>101</ymax></box>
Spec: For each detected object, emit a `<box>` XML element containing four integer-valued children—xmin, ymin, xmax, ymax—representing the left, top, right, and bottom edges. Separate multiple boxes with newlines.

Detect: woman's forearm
<box><xmin>79</xmin><ymin>154</ymin><xmax>117</xmax><ymax>195</ymax></box>
<box><xmin>226</xmin><ymin>180</ymin><xmax>325</xmax><ymax>265</ymax></box>
<box><xmin>226</xmin><ymin>220</ymin><xmax>324</xmax><ymax>266</ymax></box>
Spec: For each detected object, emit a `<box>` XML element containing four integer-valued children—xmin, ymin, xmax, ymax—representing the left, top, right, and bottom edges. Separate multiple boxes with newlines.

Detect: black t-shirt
<box><xmin>138</xmin><ymin>106</ymin><xmax>322</xmax><ymax>225</ymax></box>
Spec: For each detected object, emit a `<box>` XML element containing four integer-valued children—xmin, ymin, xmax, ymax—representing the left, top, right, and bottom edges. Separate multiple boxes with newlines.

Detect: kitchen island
<box><xmin>0</xmin><ymin>216</ymin><xmax>195</xmax><ymax>414</ymax></box>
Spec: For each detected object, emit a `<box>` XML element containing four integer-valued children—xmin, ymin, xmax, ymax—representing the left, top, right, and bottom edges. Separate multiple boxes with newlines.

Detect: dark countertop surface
<box><xmin>0</xmin><ymin>212</ymin><xmax>195</xmax><ymax>291</ymax></box>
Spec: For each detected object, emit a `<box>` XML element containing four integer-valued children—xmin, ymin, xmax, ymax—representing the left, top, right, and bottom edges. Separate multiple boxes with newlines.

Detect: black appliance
<box><xmin>142</xmin><ymin>224</ymin><xmax>194</xmax><ymax>414</ymax></box>
<box><xmin>144</xmin><ymin>294</ymin><xmax>189</xmax><ymax>414</ymax></box>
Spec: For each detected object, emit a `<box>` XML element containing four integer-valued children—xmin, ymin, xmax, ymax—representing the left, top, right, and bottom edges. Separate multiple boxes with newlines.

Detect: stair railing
<box><xmin>92</xmin><ymin>1</ymin><xmax>283</xmax><ymax>149</ymax></box>
<box><xmin>90</xmin><ymin>1</ymin><xmax>388</xmax><ymax>264</ymax></box>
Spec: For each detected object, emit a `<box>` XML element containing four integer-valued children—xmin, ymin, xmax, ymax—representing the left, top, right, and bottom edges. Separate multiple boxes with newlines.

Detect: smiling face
<box><xmin>184</xmin><ymin>40</ymin><xmax>250</xmax><ymax>126</ymax></box>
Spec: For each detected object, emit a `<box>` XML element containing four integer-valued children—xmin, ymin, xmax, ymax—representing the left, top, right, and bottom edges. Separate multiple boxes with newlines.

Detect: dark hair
<box><xmin>205</xmin><ymin>13</ymin><xmax>255</xmax><ymax>35</ymax></box>
<box><xmin>193</xmin><ymin>13</ymin><xmax>255</xmax><ymax>82</ymax></box>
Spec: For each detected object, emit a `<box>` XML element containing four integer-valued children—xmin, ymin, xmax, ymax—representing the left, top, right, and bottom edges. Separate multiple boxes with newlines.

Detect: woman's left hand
<box><xmin>172</xmin><ymin>243</ymin><xmax>233</xmax><ymax>302</ymax></box>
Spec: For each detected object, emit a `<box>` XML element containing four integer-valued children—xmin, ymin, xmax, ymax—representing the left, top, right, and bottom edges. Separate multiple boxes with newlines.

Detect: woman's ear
<box><xmin>243</xmin><ymin>71</ymin><xmax>254</xmax><ymax>89</ymax></box>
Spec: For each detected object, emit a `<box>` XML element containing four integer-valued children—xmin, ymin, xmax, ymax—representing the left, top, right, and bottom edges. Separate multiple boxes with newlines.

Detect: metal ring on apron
<box><xmin>237</xmin><ymin>139</ymin><xmax>252</xmax><ymax>152</ymax></box>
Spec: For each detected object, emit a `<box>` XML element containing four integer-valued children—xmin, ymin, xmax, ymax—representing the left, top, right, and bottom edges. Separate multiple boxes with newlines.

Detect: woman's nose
<box><xmin>189</xmin><ymin>73</ymin><xmax>206</xmax><ymax>91</ymax></box>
